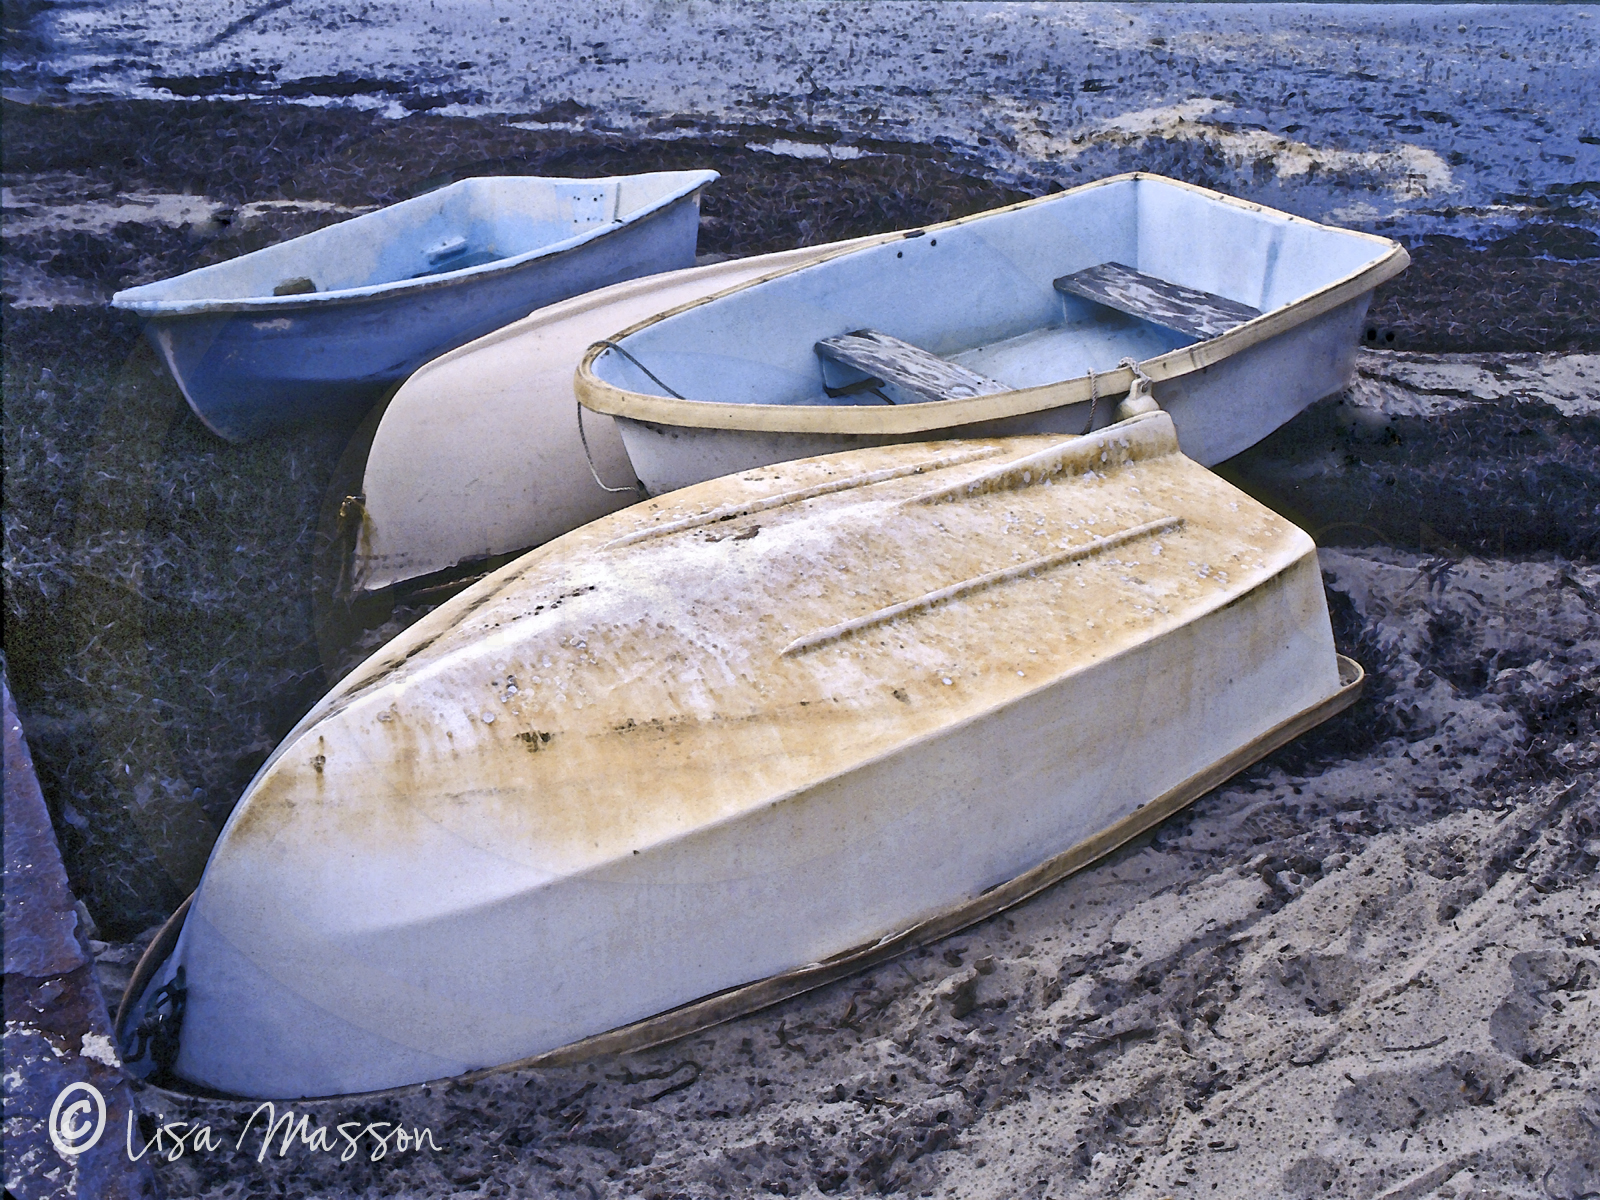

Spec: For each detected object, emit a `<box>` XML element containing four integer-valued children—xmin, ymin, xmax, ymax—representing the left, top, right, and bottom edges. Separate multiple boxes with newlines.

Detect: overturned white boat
<box><xmin>130</xmin><ymin>403</ymin><xmax>1361</xmax><ymax>1099</ymax></box>
<box><xmin>111</xmin><ymin>171</ymin><xmax>716</xmax><ymax>442</ymax></box>
<box><xmin>347</xmin><ymin>234</ymin><xmax>891</xmax><ymax>596</ymax></box>
<box><xmin>576</xmin><ymin>172</ymin><xmax>1408</xmax><ymax>494</ymax></box>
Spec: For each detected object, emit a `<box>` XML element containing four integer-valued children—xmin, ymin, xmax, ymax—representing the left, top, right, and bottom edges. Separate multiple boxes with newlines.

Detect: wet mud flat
<box><xmin>10</xmin><ymin>2</ymin><xmax>1598</xmax><ymax>237</ymax></box>
<box><xmin>2</xmin><ymin>93</ymin><xmax>1598</xmax><ymax>1199</ymax></box>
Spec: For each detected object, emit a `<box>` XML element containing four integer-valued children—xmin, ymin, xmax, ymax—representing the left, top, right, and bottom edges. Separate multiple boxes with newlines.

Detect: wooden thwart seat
<box><xmin>1053</xmin><ymin>262</ymin><xmax>1262</xmax><ymax>341</ymax></box>
<box><xmin>815</xmin><ymin>329</ymin><xmax>1009</xmax><ymax>404</ymax></box>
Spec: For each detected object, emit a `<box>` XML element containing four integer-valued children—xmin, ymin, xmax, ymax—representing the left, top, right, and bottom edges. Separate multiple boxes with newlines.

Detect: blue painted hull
<box><xmin>117</xmin><ymin>177</ymin><xmax>710</xmax><ymax>442</ymax></box>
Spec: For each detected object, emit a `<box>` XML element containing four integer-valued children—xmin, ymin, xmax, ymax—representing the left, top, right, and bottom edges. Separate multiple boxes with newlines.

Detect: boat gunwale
<box><xmin>573</xmin><ymin>171</ymin><xmax>1409</xmax><ymax>435</ymax></box>
<box><xmin>374</xmin><ymin>231</ymin><xmax>902</xmax><ymax>391</ymax></box>
<box><xmin>107</xmin><ymin>170</ymin><xmax>719</xmax><ymax>317</ymax></box>
<box><xmin>129</xmin><ymin>655</ymin><xmax>1364</xmax><ymax>1104</ymax></box>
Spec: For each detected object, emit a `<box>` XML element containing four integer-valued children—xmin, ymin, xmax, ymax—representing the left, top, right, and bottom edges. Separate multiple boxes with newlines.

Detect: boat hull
<box><xmin>115</xmin><ymin>175</ymin><xmax>713</xmax><ymax>441</ymax></box>
<box><xmin>133</xmin><ymin>412</ymin><xmax>1356</xmax><ymax>1099</ymax></box>
<box><xmin>508</xmin><ymin>652</ymin><xmax>1363</xmax><ymax>1075</ymax></box>
<box><xmin>350</xmin><ymin>235</ymin><xmax>892</xmax><ymax>594</ymax></box>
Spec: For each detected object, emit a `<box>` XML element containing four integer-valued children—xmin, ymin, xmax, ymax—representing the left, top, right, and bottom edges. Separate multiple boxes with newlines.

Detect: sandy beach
<box><xmin>3</xmin><ymin>4</ymin><xmax>1596</xmax><ymax>1197</ymax></box>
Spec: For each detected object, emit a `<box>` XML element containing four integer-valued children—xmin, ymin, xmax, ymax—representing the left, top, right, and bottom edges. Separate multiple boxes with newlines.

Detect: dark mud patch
<box><xmin>7</xmin><ymin>97</ymin><xmax>1599</xmax><ymax>353</ymax></box>
<box><xmin>1218</xmin><ymin>398</ymin><xmax>1600</xmax><ymax>562</ymax></box>
<box><xmin>3</xmin><ymin>309</ymin><xmax>347</xmax><ymax>934</ymax></box>
<box><xmin>20</xmin><ymin>219</ymin><xmax>199</xmax><ymax>292</ymax></box>
<box><xmin>1362</xmin><ymin>228</ymin><xmax>1600</xmax><ymax>354</ymax></box>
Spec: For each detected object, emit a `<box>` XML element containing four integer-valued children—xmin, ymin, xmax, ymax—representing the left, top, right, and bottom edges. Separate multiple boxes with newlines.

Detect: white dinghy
<box><xmin>346</xmin><ymin>234</ymin><xmax>893</xmax><ymax>596</ymax></box>
<box><xmin>128</xmin><ymin>402</ymin><xmax>1361</xmax><ymax>1099</ymax></box>
<box><xmin>576</xmin><ymin>172</ymin><xmax>1408</xmax><ymax>494</ymax></box>
<box><xmin>111</xmin><ymin>171</ymin><xmax>716</xmax><ymax>442</ymax></box>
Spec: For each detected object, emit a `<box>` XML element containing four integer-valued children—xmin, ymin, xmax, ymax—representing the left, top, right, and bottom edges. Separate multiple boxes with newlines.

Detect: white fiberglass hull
<box><xmin>138</xmin><ymin>411</ymin><xmax>1357</xmax><ymax>1099</ymax></box>
<box><xmin>350</xmin><ymin>235</ymin><xmax>892</xmax><ymax>594</ymax></box>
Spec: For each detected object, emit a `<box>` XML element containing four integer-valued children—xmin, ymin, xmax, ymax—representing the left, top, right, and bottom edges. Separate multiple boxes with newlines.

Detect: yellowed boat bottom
<box><xmin>473</xmin><ymin>654</ymin><xmax>1363</xmax><ymax>1081</ymax></box>
<box><xmin>148</xmin><ymin>411</ymin><xmax>1356</xmax><ymax>1099</ymax></box>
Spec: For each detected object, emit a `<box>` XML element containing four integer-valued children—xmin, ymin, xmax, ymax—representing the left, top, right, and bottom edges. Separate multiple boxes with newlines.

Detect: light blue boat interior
<box><xmin>113</xmin><ymin>172</ymin><xmax>717</xmax><ymax>312</ymax></box>
<box><xmin>592</xmin><ymin>175</ymin><xmax>1389</xmax><ymax>408</ymax></box>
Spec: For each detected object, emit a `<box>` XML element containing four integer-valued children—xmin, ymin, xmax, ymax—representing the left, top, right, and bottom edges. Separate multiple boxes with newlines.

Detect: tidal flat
<box><xmin>2</xmin><ymin>3</ymin><xmax>1597</xmax><ymax>1197</ymax></box>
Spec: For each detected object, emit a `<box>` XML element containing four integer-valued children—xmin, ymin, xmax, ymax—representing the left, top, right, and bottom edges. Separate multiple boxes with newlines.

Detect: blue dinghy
<box><xmin>111</xmin><ymin>171</ymin><xmax>717</xmax><ymax>441</ymax></box>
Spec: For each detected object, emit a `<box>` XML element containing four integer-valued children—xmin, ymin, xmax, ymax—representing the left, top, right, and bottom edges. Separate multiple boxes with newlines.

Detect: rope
<box><xmin>579</xmin><ymin>339</ymin><xmax>671</xmax><ymax>495</ymax></box>
<box><xmin>591</xmin><ymin>339</ymin><xmax>686</xmax><ymax>399</ymax></box>
<box><xmin>576</xmin><ymin>399</ymin><xmax>644</xmax><ymax>495</ymax></box>
<box><xmin>1084</xmin><ymin>357</ymin><xmax>1154</xmax><ymax>434</ymax></box>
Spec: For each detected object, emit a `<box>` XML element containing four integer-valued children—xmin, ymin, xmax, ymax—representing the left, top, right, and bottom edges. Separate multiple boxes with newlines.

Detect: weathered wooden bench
<box><xmin>814</xmin><ymin>329</ymin><xmax>1009</xmax><ymax>404</ymax></box>
<box><xmin>1053</xmin><ymin>262</ymin><xmax>1262</xmax><ymax>341</ymax></box>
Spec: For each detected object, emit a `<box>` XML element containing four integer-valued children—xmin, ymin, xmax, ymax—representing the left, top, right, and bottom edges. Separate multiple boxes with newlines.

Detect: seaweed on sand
<box><xmin>3</xmin><ymin>308</ymin><xmax>346</xmax><ymax>934</ymax></box>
